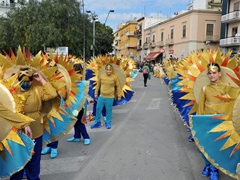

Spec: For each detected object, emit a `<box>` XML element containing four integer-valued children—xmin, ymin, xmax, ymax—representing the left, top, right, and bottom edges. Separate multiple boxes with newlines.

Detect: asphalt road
<box><xmin>2</xmin><ymin>72</ymin><xmax>233</xmax><ymax>180</ymax></box>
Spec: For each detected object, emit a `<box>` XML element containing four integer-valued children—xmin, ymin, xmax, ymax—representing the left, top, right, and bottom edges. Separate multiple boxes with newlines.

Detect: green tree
<box><xmin>95</xmin><ymin>24</ymin><xmax>114</xmax><ymax>56</ymax></box>
<box><xmin>0</xmin><ymin>0</ymin><xmax>112</xmax><ymax>59</ymax></box>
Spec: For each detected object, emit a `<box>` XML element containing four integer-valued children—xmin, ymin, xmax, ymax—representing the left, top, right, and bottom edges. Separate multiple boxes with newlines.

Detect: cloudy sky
<box><xmin>84</xmin><ymin>0</ymin><xmax>190</xmax><ymax>31</ymax></box>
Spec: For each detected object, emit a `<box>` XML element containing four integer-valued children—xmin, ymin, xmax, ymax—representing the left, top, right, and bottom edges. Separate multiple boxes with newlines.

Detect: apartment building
<box><xmin>220</xmin><ymin>0</ymin><xmax>240</xmax><ymax>55</ymax></box>
<box><xmin>113</xmin><ymin>21</ymin><xmax>138</xmax><ymax>60</ymax></box>
<box><xmin>113</xmin><ymin>0</ymin><xmax>223</xmax><ymax>63</ymax></box>
<box><xmin>141</xmin><ymin>9</ymin><xmax>222</xmax><ymax>63</ymax></box>
<box><xmin>187</xmin><ymin>0</ymin><xmax>222</xmax><ymax>11</ymax></box>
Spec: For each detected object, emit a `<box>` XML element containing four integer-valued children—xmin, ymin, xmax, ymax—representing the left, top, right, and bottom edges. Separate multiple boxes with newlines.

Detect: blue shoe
<box><xmin>90</xmin><ymin>122</ymin><xmax>101</xmax><ymax>129</ymax></box>
<box><xmin>50</xmin><ymin>148</ymin><xmax>58</xmax><ymax>159</ymax></box>
<box><xmin>41</xmin><ymin>147</ymin><xmax>51</xmax><ymax>155</ymax></box>
<box><xmin>67</xmin><ymin>137</ymin><xmax>81</xmax><ymax>142</ymax></box>
<box><xmin>84</xmin><ymin>139</ymin><xmax>91</xmax><ymax>145</ymax></box>
<box><xmin>23</xmin><ymin>169</ymin><xmax>27</xmax><ymax>179</ymax></box>
<box><xmin>202</xmin><ymin>164</ymin><xmax>210</xmax><ymax>176</ymax></box>
<box><xmin>103</xmin><ymin>116</ymin><xmax>107</xmax><ymax>121</ymax></box>
<box><xmin>188</xmin><ymin>135</ymin><xmax>194</xmax><ymax>142</ymax></box>
<box><xmin>209</xmin><ymin>167</ymin><xmax>219</xmax><ymax>180</ymax></box>
<box><xmin>105</xmin><ymin>122</ymin><xmax>111</xmax><ymax>129</ymax></box>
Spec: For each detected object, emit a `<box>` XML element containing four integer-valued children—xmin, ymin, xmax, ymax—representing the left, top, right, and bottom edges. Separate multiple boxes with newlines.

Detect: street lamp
<box><xmin>86</xmin><ymin>10</ymin><xmax>98</xmax><ymax>58</ymax></box>
<box><xmin>104</xmin><ymin>9</ymin><xmax>114</xmax><ymax>25</ymax></box>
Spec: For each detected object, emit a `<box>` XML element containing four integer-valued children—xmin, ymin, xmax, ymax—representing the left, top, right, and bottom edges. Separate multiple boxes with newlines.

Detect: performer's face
<box><xmin>207</xmin><ymin>70</ymin><xmax>221</xmax><ymax>83</ymax></box>
<box><xmin>105</xmin><ymin>68</ymin><xmax>112</xmax><ymax>76</ymax></box>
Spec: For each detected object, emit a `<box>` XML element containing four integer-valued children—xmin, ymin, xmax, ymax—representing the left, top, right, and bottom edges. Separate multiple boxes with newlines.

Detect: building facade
<box><xmin>220</xmin><ymin>0</ymin><xmax>240</xmax><ymax>55</ymax></box>
<box><xmin>113</xmin><ymin>21</ymin><xmax>138</xmax><ymax>60</ymax></box>
<box><xmin>141</xmin><ymin>10</ymin><xmax>222</xmax><ymax>63</ymax></box>
<box><xmin>113</xmin><ymin>0</ymin><xmax>223</xmax><ymax>63</ymax></box>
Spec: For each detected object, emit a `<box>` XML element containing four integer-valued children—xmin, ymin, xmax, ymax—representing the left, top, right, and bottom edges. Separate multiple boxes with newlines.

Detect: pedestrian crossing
<box><xmin>146</xmin><ymin>98</ymin><xmax>162</xmax><ymax>110</ymax></box>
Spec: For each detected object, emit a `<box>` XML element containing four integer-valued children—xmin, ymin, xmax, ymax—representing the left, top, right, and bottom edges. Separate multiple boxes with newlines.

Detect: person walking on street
<box><xmin>142</xmin><ymin>63</ymin><xmax>150</xmax><ymax>87</ymax></box>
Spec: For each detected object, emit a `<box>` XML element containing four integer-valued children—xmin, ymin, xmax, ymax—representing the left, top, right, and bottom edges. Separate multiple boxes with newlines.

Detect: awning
<box><xmin>144</xmin><ymin>52</ymin><xmax>162</xmax><ymax>61</ymax></box>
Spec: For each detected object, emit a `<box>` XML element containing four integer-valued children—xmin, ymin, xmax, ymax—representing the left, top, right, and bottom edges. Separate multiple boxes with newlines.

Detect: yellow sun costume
<box><xmin>0</xmin><ymin>69</ymin><xmax>35</xmax><ymax>178</ymax></box>
<box><xmin>170</xmin><ymin>49</ymin><xmax>240</xmax><ymax>179</ymax></box>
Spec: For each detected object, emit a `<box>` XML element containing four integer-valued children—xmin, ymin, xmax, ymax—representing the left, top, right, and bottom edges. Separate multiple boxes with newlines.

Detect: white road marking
<box><xmin>112</xmin><ymin>109</ymin><xmax>129</xmax><ymax>113</ymax></box>
<box><xmin>146</xmin><ymin>98</ymin><xmax>162</xmax><ymax>110</ymax></box>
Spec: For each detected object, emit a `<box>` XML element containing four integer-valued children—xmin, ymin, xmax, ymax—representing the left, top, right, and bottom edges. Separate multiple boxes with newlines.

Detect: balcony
<box><xmin>126</xmin><ymin>32</ymin><xmax>134</xmax><ymax>37</ymax></box>
<box><xmin>220</xmin><ymin>37</ymin><xmax>240</xmax><ymax>47</ymax></box>
<box><xmin>116</xmin><ymin>37</ymin><xmax>121</xmax><ymax>41</ymax></box>
<box><xmin>134</xmin><ymin>29</ymin><xmax>142</xmax><ymax>36</ymax></box>
<box><xmin>143</xmin><ymin>43</ymin><xmax>149</xmax><ymax>49</ymax></box>
<box><xmin>137</xmin><ymin>45</ymin><xmax>142</xmax><ymax>51</ymax></box>
<box><xmin>222</xmin><ymin>11</ymin><xmax>240</xmax><ymax>23</ymax></box>
<box><xmin>150</xmin><ymin>42</ymin><xmax>156</xmax><ymax>48</ymax></box>
<box><xmin>125</xmin><ymin>43</ymin><xmax>136</xmax><ymax>48</ymax></box>
<box><xmin>208</xmin><ymin>0</ymin><xmax>222</xmax><ymax>6</ymax></box>
<box><xmin>157</xmin><ymin>41</ymin><xmax>164</xmax><ymax>47</ymax></box>
<box><xmin>204</xmin><ymin>35</ymin><xmax>219</xmax><ymax>42</ymax></box>
<box><xmin>166</xmin><ymin>39</ymin><xmax>174</xmax><ymax>46</ymax></box>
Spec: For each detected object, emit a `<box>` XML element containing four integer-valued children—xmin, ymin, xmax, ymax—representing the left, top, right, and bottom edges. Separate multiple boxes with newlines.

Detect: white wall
<box><xmin>192</xmin><ymin>0</ymin><xmax>207</xmax><ymax>9</ymax></box>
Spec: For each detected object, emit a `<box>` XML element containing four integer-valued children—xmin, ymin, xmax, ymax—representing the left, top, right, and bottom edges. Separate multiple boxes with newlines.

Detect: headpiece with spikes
<box><xmin>207</xmin><ymin>63</ymin><xmax>219</xmax><ymax>72</ymax></box>
<box><xmin>106</xmin><ymin>64</ymin><xmax>113</xmax><ymax>70</ymax></box>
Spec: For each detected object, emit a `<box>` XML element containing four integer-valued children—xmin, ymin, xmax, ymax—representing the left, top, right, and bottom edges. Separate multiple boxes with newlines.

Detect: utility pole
<box><xmin>86</xmin><ymin>10</ymin><xmax>98</xmax><ymax>58</ymax></box>
<box><xmin>82</xmin><ymin>0</ymin><xmax>85</xmax><ymax>61</ymax></box>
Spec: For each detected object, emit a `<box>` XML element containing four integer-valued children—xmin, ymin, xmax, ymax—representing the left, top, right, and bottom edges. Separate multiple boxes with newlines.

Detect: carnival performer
<box><xmin>153</xmin><ymin>63</ymin><xmax>159</xmax><ymax>77</ymax></box>
<box><xmin>142</xmin><ymin>62</ymin><xmax>150</xmax><ymax>87</ymax></box>
<box><xmin>159</xmin><ymin>64</ymin><xmax>165</xmax><ymax>84</ymax></box>
<box><xmin>10</xmin><ymin>67</ymin><xmax>57</xmax><ymax>180</ymax></box>
<box><xmin>67</xmin><ymin>63</ymin><xmax>90</xmax><ymax>145</ymax></box>
<box><xmin>196</xmin><ymin>62</ymin><xmax>225</xmax><ymax>180</ymax></box>
<box><xmin>91</xmin><ymin>63</ymin><xmax>121</xmax><ymax>129</ymax></box>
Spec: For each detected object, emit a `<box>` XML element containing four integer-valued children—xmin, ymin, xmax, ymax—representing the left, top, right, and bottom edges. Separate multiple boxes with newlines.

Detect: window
<box><xmin>206</xmin><ymin>24</ymin><xmax>213</xmax><ymax>35</ymax></box>
<box><xmin>234</xmin><ymin>2</ymin><xmax>240</xmax><ymax>11</ymax></box>
<box><xmin>232</xmin><ymin>27</ymin><xmax>238</xmax><ymax>37</ymax></box>
<box><xmin>146</xmin><ymin>34</ymin><xmax>150</xmax><ymax>43</ymax></box>
<box><xmin>182</xmin><ymin>24</ymin><xmax>186</xmax><ymax>38</ymax></box>
<box><xmin>152</xmin><ymin>33</ymin><xmax>155</xmax><ymax>42</ymax></box>
<box><xmin>161</xmin><ymin>32</ymin><xmax>164</xmax><ymax>41</ymax></box>
<box><xmin>171</xmin><ymin>29</ymin><xmax>174</xmax><ymax>39</ymax></box>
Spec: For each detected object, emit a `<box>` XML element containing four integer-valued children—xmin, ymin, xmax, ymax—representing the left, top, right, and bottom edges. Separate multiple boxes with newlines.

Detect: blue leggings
<box><xmin>10</xmin><ymin>136</ymin><xmax>42</xmax><ymax>180</ymax></box>
<box><xmin>92</xmin><ymin>100</ymin><xmax>106</xmax><ymax>116</ymax></box>
<box><xmin>73</xmin><ymin>108</ymin><xmax>90</xmax><ymax>139</ymax></box>
<box><xmin>96</xmin><ymin>96</ymin><xmax>114</xmax><ymax>123</ymax></box>
<box><xmin>47</xmin><ymin>141</ymin><xmax>58</xmax><ymax>149</ymax></box>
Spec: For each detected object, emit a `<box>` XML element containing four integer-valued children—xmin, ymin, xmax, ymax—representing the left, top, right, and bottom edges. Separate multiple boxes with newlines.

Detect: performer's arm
<box><xmin>115</xmin><ymin>76</ymin><xmax>122</xmax><ymax>101</ymax></box>
<box><xmin>94</xmin><ymin>76</ymin><xmax>101</xmax><ymax>98</ymax></box>
<box><xmin>33</xmin><ymin>72</ymin><xmax>57</xmax><ymax>101</ymax></box>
